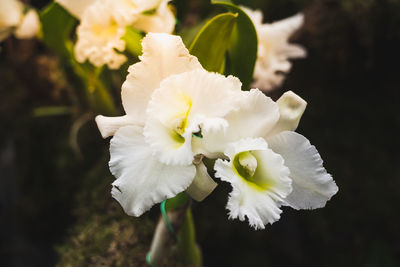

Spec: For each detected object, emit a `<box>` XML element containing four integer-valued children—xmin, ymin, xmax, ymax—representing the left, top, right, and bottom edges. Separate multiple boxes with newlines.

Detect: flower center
<box><xmin>91</xmin><ymin>19</ymin><xmax>119</xmax><ymax>40</ymax></box>
<box><xmin>233</xmin><ymin>151</ymin><xmax>271</xmax><ymax>191</ymax></box>
<box><xmin>168</xmin><ymin>94</ymin><xmax>192</xmax><ymax>146</ymax></box>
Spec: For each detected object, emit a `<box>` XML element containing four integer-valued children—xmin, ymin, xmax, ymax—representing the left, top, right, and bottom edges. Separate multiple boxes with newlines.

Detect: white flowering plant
<box><xmin>2</xmin><ymin>0</ymin><xmax>338</xmax><ymax>265</ymax></box>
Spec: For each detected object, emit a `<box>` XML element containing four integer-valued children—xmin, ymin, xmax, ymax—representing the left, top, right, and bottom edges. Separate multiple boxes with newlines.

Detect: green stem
<box><xmin>177</xmin><ymin>208</ymin><xmax>202</xmax><ymax>266</ymax></box>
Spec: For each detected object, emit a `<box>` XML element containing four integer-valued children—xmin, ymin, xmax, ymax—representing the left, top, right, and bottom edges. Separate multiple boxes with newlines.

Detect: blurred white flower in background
<box><xmin>0</xmin><ymin>0</ymin><xmax>40</xmax><ymax>42</ymax></box>
<box><xmin>56</xmin><ymin>0</ymin><xmax>176</xmax><ymax>69</ymax></box>
<box><xmin>74</xmin><ymin>0</ymin><xmax>128</xmax><ymax>69</ymax></box>
<box><xmin>242</xmin><ymin>6</ymin><xmax>307</xmax><ymax>91</ymax></box>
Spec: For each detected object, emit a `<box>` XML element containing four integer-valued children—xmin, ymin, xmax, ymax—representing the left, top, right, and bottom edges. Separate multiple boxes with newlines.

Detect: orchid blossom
<box><xmin>56</xmin><ymin>0</ymin><xmax>175</xmax><ymax>69</ymax></box>
<box><xmin>212</xmin><ymin>91</ymin><xmax>338</xmax><ymax>229</ymax></box>
<box><xmin>242</xmin><ymin>6</ymin><xmax>307</xmax><ymax>91</ymax></box>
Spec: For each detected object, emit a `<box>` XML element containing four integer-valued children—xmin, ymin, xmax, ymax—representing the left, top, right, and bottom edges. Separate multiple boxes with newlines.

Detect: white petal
<box><xmin>215</xmin><ymin>138</ymin><xmax>292</xmax><ymax>229</ymax></box>
<box><xmin>144</xmin><ymin>69</ymin><xmax>242</xmax><ymax>165</ymax></box>
<box><xmin>186</xmin><ymin>161</ymin><xmax>217</xmax><ymax>202</ymax></box>
<box><xmin>133</xmin><ymin>0</ymin><xmax>175</xmax><ymax>34</ymax></box>
<box><xmin>95</xmin><ymin>115</ymin><xmax>139</xmax><ymax>138</ymax></box>
<box><xmin>56</xmin><ymin>0</ymin><xmax>96</xmax><ymax>19</ymax></box>
<box><xmin>200</xmin><ymin>89</ymin><xmax>279</xmax><ymax>155</ymax></box>
<box><xmin>269</xmin><ymin>13</ymin><xmax>304</xmax><ymax>37</ymax></box>
<box><xmin>267</xmin><ymin>90</ymin><xmax>307</xmax><ymax>137</ymax></box>
<box><xmin>14</xmin><ymin>9</ymin><xmax>40</xmax><ymax>39</ymax></box>
<box><xmin>121</xmin><ymin>33</ymin><xmax>202</xmax><ymax>123</ymax></box>
<box><xmin>268</xmin><ymin>131</ymin><xmax>338</xmax><ymax>210</ymax></box>
<box><xmin>239</xmin><ymin>5</ymin><xmax>263</xmax><ymax>27</ymax></box>
<box><xmin>110</xmin><ymin>125</ymin><xmax>196</xmax><ymax>216</ymax></box>
<box><xmin>0</xmin><ymin>0</ymin><xmax>23</xmax><ymax>32</ymax></box>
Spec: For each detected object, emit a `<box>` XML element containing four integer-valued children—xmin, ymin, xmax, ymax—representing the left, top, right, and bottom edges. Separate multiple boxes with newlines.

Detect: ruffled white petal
<box><xmin>240</xmin><ymin>6</ymin><xmax>263</xmax><ymax>27</ymax></box>
<box><xmin>242</xmin><ymin>6</ymin><xmax>306</xmax><ymax>91</ymax></box>
<box><xmin>133</xmin><ymin>0</ymin><xmax>175</xmax><ymax>33</ymax></box>
<box><xmin>267</xmin><ymin>90</ymin><xmax>307</xmax><ymax>137</ymax></box>
<box><xmin>186</xmin><ymin>161</ymin><xmax>217</xmax><ymax>202</ymax></box>
<box><xmin>215</xmin><ymin>138</ymin><xmax>292</xmax><ymax>229</ymax></box>
<box><xmin>199</xmin><ymin>89</ymin><xmax>279</xmax><ymax>156</ymax></box>
<box><xmin>267</xmin><ymin>131</ymin><xmax>338</xmax><ymax>210</ymax></box>
<box><xmin>144</xmin><ymin>69</ymin><xmax>242</xmax><ymax>165</ymax></box>
<box><xmin>144</xmin><ymin>115</ymin><xmax>194</xmax><ymax>165</ymax></box>
<box><xmin>95</xmin><ymin>115</ymin><xmax>140</xmax><ymax>138</ymax></box>
<box><xmin>14</xmin><ymin>9</ymin><xmax>40</xmax><ymax>39</ymax></box>
<box><xmin>74</xmin><ymin>0</ymin><xmax>127</xmax><ymax>69</ymax></box>
<box><xmin>121</xmin><ymin>33</ymin><xmax>202</xmax><ymax>123</ymax></box>
<box><xmin>110</xmin><ymin>125</ymin><xmax>196</xmax><ymax>216</ymax></box>
<box><xmin>55</xmin><ymin>0</ymin><xmax>96</xmax><ymax>19</ymax></box>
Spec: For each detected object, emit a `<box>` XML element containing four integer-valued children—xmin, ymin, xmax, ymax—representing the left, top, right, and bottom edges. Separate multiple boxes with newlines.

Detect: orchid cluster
<box><xmin>96</xmin><ymin>33</ymin><xmax>338</xmax><ymax>230</ymax></box>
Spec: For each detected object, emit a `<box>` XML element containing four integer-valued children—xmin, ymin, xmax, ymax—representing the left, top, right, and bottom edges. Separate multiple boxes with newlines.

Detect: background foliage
<box><xmin>1</xmin><ymin>0</ymin><xmax>399</xmax><ymax>266</ymax></box>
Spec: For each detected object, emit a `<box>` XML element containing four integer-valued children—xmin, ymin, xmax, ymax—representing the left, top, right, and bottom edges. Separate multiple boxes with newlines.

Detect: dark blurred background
<box><xmin>1</xmin><ymin>0</ymin><xmax>399</xmax><ymax>266</ymax></box>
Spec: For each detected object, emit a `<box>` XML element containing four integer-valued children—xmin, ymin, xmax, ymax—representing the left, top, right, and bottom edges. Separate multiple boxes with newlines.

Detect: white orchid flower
<box><xmin>96</xmin><ymin>33</ymin><xmax>237</xmax><ymax>215</ymax></box>
<box><xmin>57</xmin><ymin>0</ymin><xmax>175</xmax><ymax>69</ymax></box>
<box><xmin>215</xmin><ymin>137</ymin><xmax>292</xmax><ymax>229</ymax></box>
<box><xmin>74</xmin><ymin>0</ymin><xmax>128</xmax><ymax>69</ymax></box>
<box><xmin>214</xmin><ymin>90</ymin><xmax>338</xmax><ymax>229</ymax></box>
<box><xmin>242</xmin><ymin>6</ymin><xmax>307</xmax><ymax>91</ymax></box>
<box><xmin>0</xmin><ymin>0</ymin><xmax>39</xmax><ymax>42</ymax></box>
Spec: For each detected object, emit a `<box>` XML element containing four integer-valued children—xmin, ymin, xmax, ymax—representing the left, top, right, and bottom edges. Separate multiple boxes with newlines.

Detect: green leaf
<box><xmin>39</xmin><ymin>2</ymin><xmax>77</xmax><ymax>57</ymax></box>
<box><xmin>33</xmin><ymin>106</ymin><xmax>73</xmax><ymax>117</ymax></box>
<box><xmin>69</xmin><ymin>60</ymin><xmax>118</xmax><ymax>115</ymax></box>
<box><xmin>177</xmin><ymin>208</ymin><xmax>202</xmax><ymax>266</ymax></box>
<box><xmin>211</xmin><ymin>0</ymin><xmax>258</xmax><ymax>90</ymax></box>
<box><xmin>122</xmin><ymin>26</ymin><xmax>143</xmax><ymax>56</ymax></box>
<box><xmin>189</xmin><ymin>12</ymin><xmax>238</xmax><ymax>73</ymax></box>
<box><xmin>213</xmin><ymin>0</ymin><xmax>232</xmax><ymax>3</ymax></box>
<box><xmin>179</xmin><ymin>18</ymin><xmax>208</xmax><ymax>48</ymax></box>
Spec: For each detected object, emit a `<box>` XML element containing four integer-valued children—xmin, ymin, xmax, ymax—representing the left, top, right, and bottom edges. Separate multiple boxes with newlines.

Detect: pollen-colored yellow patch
<box><xmin>168</xmin><ymin>93</ymin><xmax>193</xmax><ymax>148</ymax></box>
<box><xmin>233</xmin><ymin>151</ymin><xmax>272</xmax><ymax>191</ymax></box>
<box><xmin>91</xmin><ymin>20</ymin><xmax>119</xmax><ymax>40</ymax></box>
<box><xmin>170</xmin><ymin>93</ymin><xmax>192</xmax><ymax>135</ymax></box>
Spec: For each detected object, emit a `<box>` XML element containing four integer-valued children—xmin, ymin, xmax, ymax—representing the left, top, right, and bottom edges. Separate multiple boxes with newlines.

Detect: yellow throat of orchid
<box><xmin>233</xmin><ymin>151</ymin><xmax>273</xmax><ymax>191</ymax></box>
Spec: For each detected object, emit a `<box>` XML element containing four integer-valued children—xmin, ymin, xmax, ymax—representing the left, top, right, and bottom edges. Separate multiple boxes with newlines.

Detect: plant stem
<box><xmin>147</xmin><ymin>201</ymin><xmax>203</xmax><ymax>266</ymax></box>
<box><xmin>147</xmin><ymin>203</ymin><xmax>188</xmax><ymax>266</ymax></box>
